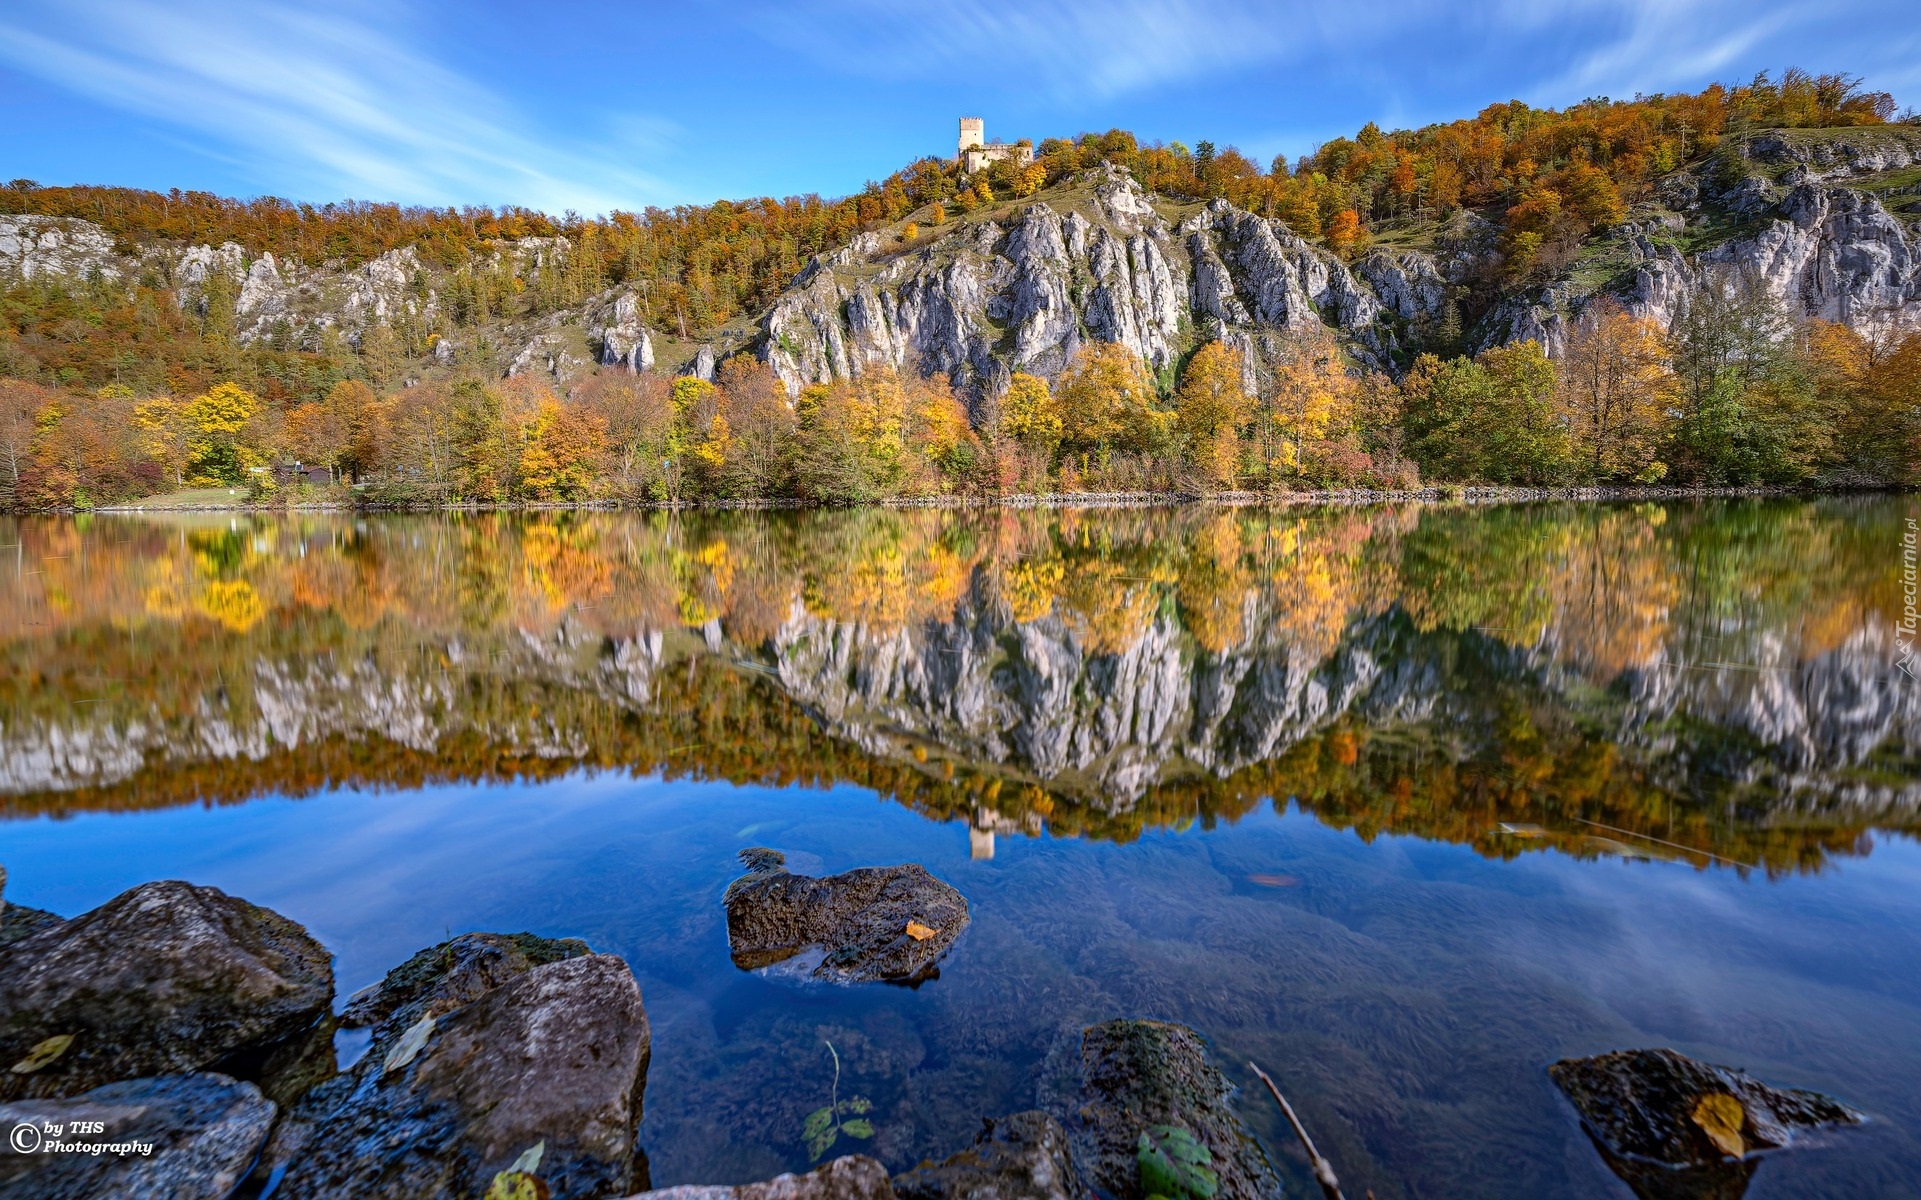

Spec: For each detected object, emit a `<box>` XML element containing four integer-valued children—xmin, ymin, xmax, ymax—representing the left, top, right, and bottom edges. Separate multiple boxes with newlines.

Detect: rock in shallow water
<box><xmin>0</xmin><ymin>880</ymin><xmax>333</xmax><ymax>1104</ymax></box>
<box><xmin>1550</xmin><ymin>1048</ymin><xmax>1861</xmax><ymax>1198</ymax></box>
<box><xmin>266</xmin><ymin>945</ymin><xmax>650</xmax><ymax>1200</ymax></box>
<box><xmin>724</xmin><ymin>849</ymin><xmax>969</xmax><ymax>984</ymax></box>
<box><xmin>0</xmin><ymin>1072</ymin><xmax>276</xmax><ymax>1200</ymax></box>
<box><xmin>894</xmin><ymin>1110</ymin><xmax>1088</xmax><ymax>1200</ymax></box>
<box><xmin>1071</xmin><ymin>1020</ymin><xmax>1281</xmax><ymax>1200</ymax></box>
<box><xmin>626</xmin><ymin>1154</ymin><xmax>895</xmax><ymax>1200</ymax></box>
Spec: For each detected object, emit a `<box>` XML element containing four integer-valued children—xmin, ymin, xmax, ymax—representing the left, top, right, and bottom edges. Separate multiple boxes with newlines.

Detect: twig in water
<box><xmin>1249</xmin><ymin>1061</ymin><xmax>1345</xmax><ymax>1200</ymax></box>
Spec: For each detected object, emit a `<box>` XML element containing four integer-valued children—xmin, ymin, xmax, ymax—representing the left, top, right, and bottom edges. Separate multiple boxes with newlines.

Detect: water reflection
<box><xmin>3</xmin><ymin>500</ymin><xmax>1917</xmax><ymax>873</ymax></box>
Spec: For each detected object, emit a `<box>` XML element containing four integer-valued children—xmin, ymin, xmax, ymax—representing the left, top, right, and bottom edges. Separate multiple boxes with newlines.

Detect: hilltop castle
<box><xmin>958</xmin><ymin>118</ymin><xmax>1034</xmax><ymax>175</ymax></box>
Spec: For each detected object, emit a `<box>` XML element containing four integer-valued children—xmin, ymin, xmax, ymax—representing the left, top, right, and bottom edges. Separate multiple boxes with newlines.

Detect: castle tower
<box><xmin>958</xmin><ymin>117</ymin><xmax>984</xmax><ymax>157</ymax></box>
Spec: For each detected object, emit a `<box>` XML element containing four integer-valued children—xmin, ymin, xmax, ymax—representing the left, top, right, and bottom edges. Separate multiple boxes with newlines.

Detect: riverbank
<box><xmin>18</xmin><ymin>482</ymin><xmax>1910</xmax><ymax>517</ymax></box>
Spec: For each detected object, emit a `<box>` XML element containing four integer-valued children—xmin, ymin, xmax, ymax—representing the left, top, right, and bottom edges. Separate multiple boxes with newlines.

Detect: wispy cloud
<box><xmin>0</xmin><ymin>0</ymin><xmax>677</xmax><ymax>212</ymax></box>
<box><xmin>757</xmin><ymin>0</ymin><xmax>1342</xmax><ymax>99</ymax></box>
<box><xmin>1535</xmin><ymin>0</ymin><xmax>1805</xmax><ymax>98</ymax></box>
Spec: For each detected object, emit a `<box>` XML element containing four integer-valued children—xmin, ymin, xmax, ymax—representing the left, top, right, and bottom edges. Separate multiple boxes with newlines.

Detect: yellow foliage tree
<box><xmin>1257</xmin><ymin>326</ymin><xmax>1353</xmax><ymax>480</ymax></box>
<box><xmin>1175</xmin><ymin>341</ymin><xmax>1251</xmax><ymax>488</ymax></box>
<box><xmin>519</xmin><ymin>399</ymin><xmax>608</xmax><ymax>500</ymax></box>
<box><xmin>1000</xmin><ymin>372</ymin><xmax>1062</xmax><ymax>459</ymax></box>
<box><xmin>1056</xmin><ymin>343</ymin><xmax>1169</xmax><ymax>465</ymax></box>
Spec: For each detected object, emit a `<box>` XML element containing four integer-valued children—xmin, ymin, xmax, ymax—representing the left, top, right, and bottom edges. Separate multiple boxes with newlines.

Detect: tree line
<box><xmin>4</xmin><ymin>269</ymin><xmax>1914</xmax><ymax>508</ymax></box>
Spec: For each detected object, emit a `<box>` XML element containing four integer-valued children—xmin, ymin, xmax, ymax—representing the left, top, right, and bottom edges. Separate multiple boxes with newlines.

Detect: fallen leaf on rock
<box><xmin>1692</xmin><ymin>1092</ymin><xmax>1747</xmax><ymax>1158</ymax></box>
<box><xmin>10</xmin><ymin>1033</ymin><xmax>74</xmax><ymax>1074</ymax></box>
<box><xmin>382</xmin><ymin>1013</ymin><xmax>436</xmax><ymax>1076</ymax></box>
<box><xmin>1246</xmin><ymin>874</ymin><xmax>1300</xmax><ymax>888</ymax></box>
<box><xmin>905</xmin><ymin>920</ymin><xmax>936</xmax><ymax>941</ymax></box>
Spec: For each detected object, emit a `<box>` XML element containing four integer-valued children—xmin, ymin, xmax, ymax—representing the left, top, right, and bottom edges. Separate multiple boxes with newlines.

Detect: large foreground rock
<box><xmin>0</xmin><ymin>881</ymin><xmax>333</xmax><ymax>1103</ymax></box>
<box><xmin>894</xmin><ymin>1111</ymin><xmax>1088</xmax><ymax>1200</ymax></box>
<box><xmin>627</xmin><ymin>1154</ymin><xmax>895</xmax><ymax>1200</ymax></box>
<box><xmin>1550</xmin><ymin>1048</ymin><xmax>1862</xmax><ymax>1200</ymax></box>
<box><xmin>268</xmin><ymin>940</ymin><xmax>649</xmax><ymax>1200</ymax></box>
<box><xmin>724</xmin><ymin>849</ymin><xmax>969</xmax><ymax>984</ymax></box>
<box><xmin>1069</xmin><ymin>1020</ymin><xmax>1281</xmax><ymax>1200</ymax></box>
<box><xmin>0</xmin><ymin>1072</ymin><xmax>276</xmax><ymax>1200</ymax></box>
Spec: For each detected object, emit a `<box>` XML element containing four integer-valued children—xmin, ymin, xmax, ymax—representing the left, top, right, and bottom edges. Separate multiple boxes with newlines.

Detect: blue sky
<box><xmin>3</xmin><ymin>0</ymin><xmax>1917</xmax><ymax>215</ymax></box>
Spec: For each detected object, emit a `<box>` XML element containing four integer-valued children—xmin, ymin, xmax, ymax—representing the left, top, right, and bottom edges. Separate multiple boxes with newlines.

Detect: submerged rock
<box><xmin>1070</xmin><ymin>1020</ymin><xmax>1281</xmax><ymax>1200</ymax></box>
<box><xmin>0</xmin><ymin>880</ymin><xmax>333</xmax><ymax>1103</ymax></box>
<box><xmin>723</xmin><ymin>849</ymin><xmax>970</xmax><ymax>984</ymax></box>
<box><xmin>267</xmin><ymin>946</ymin><xmax>649</xmax><ymax>1200</ymax></box>
<box><xmin>626</xmin><ymin>1154</ymin><xmax>895</xmax><ymax>1200</ymax></box>
<box><xmin>894</xmin><ymin>1110</ymin><xmax>1088</xmax><ymax>1200</ymax></box>
<box><xmin>0</xmin><ymin>1072</ymin><xmax>275</xmax><ymax>1200</ymax></box>
<box><xmin>1550</xmin><ymin>1048</ymin><xmax>1862</xmax><ymax>1198</ymax></box>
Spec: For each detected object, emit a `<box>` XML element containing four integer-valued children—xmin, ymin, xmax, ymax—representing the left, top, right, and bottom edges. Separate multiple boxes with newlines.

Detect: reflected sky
<box><xmin>6</xmin><ymin>768</ymin><xmax>1919</xmax><ymax>1198</ymax></box>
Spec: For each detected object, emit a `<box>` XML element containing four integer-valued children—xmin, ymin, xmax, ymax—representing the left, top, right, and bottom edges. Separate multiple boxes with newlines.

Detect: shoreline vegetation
<box><xmin>67</xmin><ymin>481</ymin><xmax>1914</xmax><ymax>516</ymax></box>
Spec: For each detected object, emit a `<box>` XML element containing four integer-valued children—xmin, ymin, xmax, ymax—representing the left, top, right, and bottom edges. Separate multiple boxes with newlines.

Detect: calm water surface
<box><xmin>2</xmin><ymin>500</ymin><xmax>1918</xmax><ymax>1199</ymax></box>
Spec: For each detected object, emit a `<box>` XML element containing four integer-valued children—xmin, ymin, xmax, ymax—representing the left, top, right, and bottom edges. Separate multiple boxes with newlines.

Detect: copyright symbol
<box><xmin>9</xmin><ymin>1123</ymin><xmax>41</xmax><ymax>1153</ymax></box>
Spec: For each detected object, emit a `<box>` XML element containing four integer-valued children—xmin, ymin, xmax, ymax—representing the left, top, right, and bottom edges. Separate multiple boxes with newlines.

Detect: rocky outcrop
<box><xmin>763</xmin><ymin>166</ymin><xmax>1422</xmax><ymax>403</ymax></box>
<box><xmin>1067</xmin><ymin>1020</ymin><xmax>1281</xmax><ymax>1200</ymax></box>
<box><xmin>593</xmin><ymin>291</ymin><xmax>657</xmax><ymax>371</ymax></box>
<box><xmin>268</xmin><ymin>948</ymin><xmax>651</xmax><ymax>1200</ymax></box>
<box><xmin>0</xmin><ymin>880</ymin><xmax>333</xmax><ymax>1103</ymax></box>
<box><xmin>1550</xmin><ymin>1048</ymin><xmax>1862</xmax><ymax>1199</ymax></box>
<box><xmin>628</xmin><ymin>1155</ymin><xmax>896</xmax><ymax>1200</ymax></box>
<box><xmin>0</xmin><ymin>216</ymin><xmax>122</xmax><ymax>282</ymax></box>
<box><xmin>894</xmin><ymin>1111</ymin><xmax>1088</xmax><ymax>1200</ymax></box>
<box><xmin>723</xmin><ymin>849</ymin><xmax>970</xmax><ymax>984</ymax></box>
<box><xmin>0</xmin><ymin>1072</ymin><xmax>277</xmax><ymax>1200</ymax></box>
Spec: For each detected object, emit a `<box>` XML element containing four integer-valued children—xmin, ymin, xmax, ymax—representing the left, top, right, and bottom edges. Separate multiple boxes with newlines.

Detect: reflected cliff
<box><xmin>3</xmin><ymin>500</ymin><xmax>1916</xmax><ymax>873</ymax></box>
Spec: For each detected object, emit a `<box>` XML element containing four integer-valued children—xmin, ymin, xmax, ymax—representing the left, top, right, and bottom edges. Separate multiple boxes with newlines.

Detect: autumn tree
<box><xmin>714</xmin><ymin>356</ymin><xmax>795</xmax><ymax>498</ymax></box>
<box><xmin>183</xmin><ymin>382</ymin><xmax>263</xmax><ymax>485</ymax></box>
<box><xmin>1557</xmin><ymin>298</ymin><xmax>1676</xmax><ymax>481</ymax></box>
<box><xmin>1</xmin><ymin>380</ymin><xmax>54</xmax><ymax>503</ymax></box>
<box><xmin>575</xmin><ymin>370</ymin><xmax>672</xmax><ymax>495</ymax></box>
<box><xmin>1255</xmin><ymin>324</ymin><xmax>1354</xmax><ymax>484</ymax></box>
<box><xmin>1174</xmin><ymin>341</ymin><xmax>1250</xmax><ymax>488</ymax></box>
<box><xmin>1055</xmin><ymin>342</ymin><xmax>1169</xmax><ymax>473</ymax></box>
<box><xmin>519</xmin><ymin>398</ymin><xmax>608</xmax><ymax>500</ymax></box>
<box><xmin>1404</xmin><ymin>342</ymin><xmax>1568</xmax><ymax>484</ymax></box>
<box><xmin>998</xmin><ymin>371</ymin><xmax>1062</xmax><ymax>488</ymax></box>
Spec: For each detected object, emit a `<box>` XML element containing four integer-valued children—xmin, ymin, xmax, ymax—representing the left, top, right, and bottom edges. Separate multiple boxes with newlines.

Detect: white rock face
<box><xmin>763</xmin><ymin>166</ymin><xmax>1436</xmax><ymax>404</ymax></box>
<box><xmin>0</xmin><ymin>216</ymin><xmax>121</xmax><ymax>282</ymax></box>
<box><xmin>589</xmin><ymin>291</ymin><xmax>655</xmax><ymax>371</ymax></box>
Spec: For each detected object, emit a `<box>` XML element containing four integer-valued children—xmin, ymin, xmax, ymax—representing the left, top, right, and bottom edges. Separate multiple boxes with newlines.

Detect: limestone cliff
<box><xmin>4</xmin><ymin>127</ymin><xmax>1918</xmax><ymax>394</ymax></box>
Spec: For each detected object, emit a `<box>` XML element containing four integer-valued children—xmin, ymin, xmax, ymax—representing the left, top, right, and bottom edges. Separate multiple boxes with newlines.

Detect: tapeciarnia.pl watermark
<box><xmin>9</xmin><ymin>1120</ymin><xmax>154</xmax><ymax>1158</ymax></box>
<box><xmin>1900</xmin><ymin>516</ymin><xmax>1918</xmax><ymax>681</ymax></box>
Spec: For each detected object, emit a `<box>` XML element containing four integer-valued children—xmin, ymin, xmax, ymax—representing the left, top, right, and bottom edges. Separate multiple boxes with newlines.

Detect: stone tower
<box><xmin>958</xmin><ymin>117</ymin><xmax>984</xmax><ymax>156</ymax></box>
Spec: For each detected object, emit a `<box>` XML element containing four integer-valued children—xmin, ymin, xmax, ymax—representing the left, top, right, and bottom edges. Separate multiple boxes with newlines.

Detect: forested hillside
<box><xmin>1</xmin><ymin>69</ymin><xmax>1916</xmax><ymax>508</ymax></box>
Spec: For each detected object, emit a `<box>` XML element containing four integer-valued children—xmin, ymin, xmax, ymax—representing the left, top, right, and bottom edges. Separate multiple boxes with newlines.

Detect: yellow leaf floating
<box><xmin>10</xmin><ymin>1033</ymin><xmax>74</xmax><ymax>1075</ymax></box>
<box><xmin>905</xmin><ymin>921</ymin><xmax>936</xmax><ymax>942</ymax></box>
<box><xmin>1692</xmin><ymin>1092</ymin><xmax>1747</xmax><ymax>1158</ymax></box>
